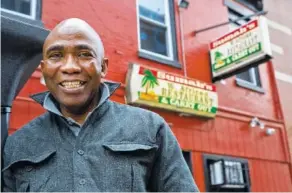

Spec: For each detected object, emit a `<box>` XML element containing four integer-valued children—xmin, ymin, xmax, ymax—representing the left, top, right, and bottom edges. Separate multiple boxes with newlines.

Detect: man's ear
<box><xmin>40</xmin><ymin>60</ymin><xmax>45</xmax><ymax>72</ymax></box>
<box><xmin>101</xmin><ymin>58</ymin><xmax>108</xmax><ymax>78</ymax></box>
<box><xmin>39</xmin><ymin>60</ymin><xmax>47</xmax><ymax>86</ymax></box>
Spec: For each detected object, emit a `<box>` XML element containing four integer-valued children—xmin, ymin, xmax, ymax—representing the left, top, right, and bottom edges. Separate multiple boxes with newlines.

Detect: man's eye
<box><xmin>49</xmin><ymin>53</ymin><xmax>62</xmax><ymax>59</ymax></box>
<box><xmin>78</xmin><ymin>52</ymin><xmax>92</xmax><ymax>58</ymax></box>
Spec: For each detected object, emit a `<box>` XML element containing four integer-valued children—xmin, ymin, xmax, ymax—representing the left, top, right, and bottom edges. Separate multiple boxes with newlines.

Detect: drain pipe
<box><xmin>179</xmin><ymin>8</ymin><xmax>187</xmax><ymax>77</ymax></box>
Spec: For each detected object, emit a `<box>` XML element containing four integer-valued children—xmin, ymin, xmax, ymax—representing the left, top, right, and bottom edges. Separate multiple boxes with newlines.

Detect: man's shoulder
<box><xmin>5</xmin><ymin>112</ymin><xmax>50</xmax><ymax>148</ymax></box>
<box><xmin>3</xmin><ymin>112</ymin><xmax>56</xmax><ymax>169</ymax></box>
<box><xmin>109</xmin><ymin>101</ymin><xmax>164</xmax><ymax>123</ymax></box>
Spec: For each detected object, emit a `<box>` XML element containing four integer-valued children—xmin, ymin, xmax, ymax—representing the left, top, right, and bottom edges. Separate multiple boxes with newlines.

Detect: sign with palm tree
<box><xmin>140</xmin><ymin>69</ymin><xmax>159</xmax><ymax>101</ymax></box>
<box><xmin>126</xmin><ymin>64</ymin><xmax>218</xmax><ymax>118</ymax></box>
<box><xmin>141</xmin><ymin>69</ymin><xmax>159</xmax><ymax>93</ymax></box>
<box><xmin>209</xmin><ymin>17</ymin><xmax>272</xmax><ymax>82</ymax></box>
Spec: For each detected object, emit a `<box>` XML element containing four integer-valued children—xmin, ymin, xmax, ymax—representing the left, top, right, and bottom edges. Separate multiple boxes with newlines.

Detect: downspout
<box><xmin>179</xmin><ymin>8</ymin><xmax>187</xmax><ymax>77</ymax></box>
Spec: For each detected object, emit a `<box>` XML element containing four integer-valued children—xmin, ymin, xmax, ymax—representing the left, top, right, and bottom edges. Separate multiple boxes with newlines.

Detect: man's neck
<box><xmin>61</xmin><ymin>110</ymin><xmax>89</xmax><ymax>125</ymax></box>
<box><xmin>60</xmin><ymin>95</ymin><xmax>99</xmax><ymax>125</ymax></box>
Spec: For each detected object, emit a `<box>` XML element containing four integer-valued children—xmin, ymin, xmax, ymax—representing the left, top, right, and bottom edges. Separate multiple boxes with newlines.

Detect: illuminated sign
<box><xmin>126</xmin><ymin>64</ymin><xmax>218</xmax><ymax>118</ymax></box>
<box><xmin>210</xmin><ymin>16</ymin><xmax>272</xmax><ymax>82</ymax></box>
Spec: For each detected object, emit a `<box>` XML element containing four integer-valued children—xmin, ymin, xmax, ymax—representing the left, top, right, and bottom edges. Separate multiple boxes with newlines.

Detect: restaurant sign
<box><xmin>210</xmin><ymin>16</ymin><xmax>272</xmax><ymax>82</ymax></box>
<box><xmin>126</xmin><ymin>64</ymin><xmax>218</xmax><ymax>118</ymax></box>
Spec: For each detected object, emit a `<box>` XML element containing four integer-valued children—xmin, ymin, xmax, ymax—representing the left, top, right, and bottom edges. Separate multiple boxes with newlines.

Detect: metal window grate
<box><xmin>209</xmin><ymin>159</ymin><xmax>250</xmax><ymax>189</ymax></box>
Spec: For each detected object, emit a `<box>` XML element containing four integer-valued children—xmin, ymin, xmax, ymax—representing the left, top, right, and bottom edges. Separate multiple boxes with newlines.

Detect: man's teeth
<box><xmin>61</xmin><ymin>81</ymin><xmax>84</xmax><ymax>89</ymax></box>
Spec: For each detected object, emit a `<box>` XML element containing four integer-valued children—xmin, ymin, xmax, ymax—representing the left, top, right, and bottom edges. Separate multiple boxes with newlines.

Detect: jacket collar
<box><xmin>30</xmin><ymin>81</ymin><xmax>121</xmax><ymax>106</ymax></box>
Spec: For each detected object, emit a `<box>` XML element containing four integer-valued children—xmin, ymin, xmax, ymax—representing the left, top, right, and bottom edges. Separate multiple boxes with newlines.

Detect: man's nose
<box><xmin>60</xmin><ymin>55</ymin><xmax>81</xmax><ymax>74</ymax></box>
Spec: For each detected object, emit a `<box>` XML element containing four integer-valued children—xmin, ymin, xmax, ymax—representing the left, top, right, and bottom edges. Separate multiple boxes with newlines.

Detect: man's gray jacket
<box><xmin>2</xmin><ymin>82</ymin><xmax>199</xmax><ymax>192</ymax></box>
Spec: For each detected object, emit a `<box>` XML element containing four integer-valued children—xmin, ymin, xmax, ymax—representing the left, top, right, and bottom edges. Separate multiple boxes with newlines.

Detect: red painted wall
<box><xmin>264</xmin><ymin>0</ymin><xmax>292</xmax><ymax>162</ymax></box>
<box><xmin>192</xmin><ymin>151</ymin><xmax>292</xmax><ymax>192</ymax></box>
<box><xmin>9</xmin><ymin>0</ymin><xmax>292</xmax><ymax>191</ymax></box>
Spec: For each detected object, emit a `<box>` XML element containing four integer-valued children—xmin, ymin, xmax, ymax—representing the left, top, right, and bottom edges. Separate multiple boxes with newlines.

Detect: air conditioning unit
<box><xmin>209</xmin><ymin>160</ymin><xmax>246</xmax><ymax>189</ymax></box>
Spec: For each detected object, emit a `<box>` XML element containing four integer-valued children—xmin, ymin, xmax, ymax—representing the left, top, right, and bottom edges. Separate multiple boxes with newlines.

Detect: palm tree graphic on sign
<box><xmin>214</xmin><ymin>51</ymin><xmax>224</xmax><ymax>65</ymax></box>
<box><xmin>141</xmin><ymin>69</ymin><xmax>159</xmax><ymax>94</ymax></box>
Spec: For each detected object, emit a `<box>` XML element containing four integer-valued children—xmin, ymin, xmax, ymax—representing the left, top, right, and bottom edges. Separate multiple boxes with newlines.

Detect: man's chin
<box><xmin>56</xmin><ymin>92</ymin><xmax>99</xmax><ymax>115</ymax></box>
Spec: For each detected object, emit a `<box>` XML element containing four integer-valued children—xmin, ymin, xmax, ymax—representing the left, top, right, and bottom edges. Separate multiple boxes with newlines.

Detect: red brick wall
<box><xmin>9</xmin><ymin>0</ymin><xmax>292</xmax><ymax>191</ymax></box>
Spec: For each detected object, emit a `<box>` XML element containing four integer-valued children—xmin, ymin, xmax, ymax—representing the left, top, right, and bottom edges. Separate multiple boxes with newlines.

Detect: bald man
<box><xmin>2</xmin><ymin>18</ymin><xmax>199</xmax><ymax>192</ymax></box>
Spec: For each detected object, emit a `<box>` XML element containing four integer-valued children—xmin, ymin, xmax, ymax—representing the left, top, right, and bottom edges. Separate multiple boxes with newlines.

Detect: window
<box><xmin>226</xmin><ymin>1</ymin><xmax>264</xmax><ymax>91</ymax></box>
<box><xmin>1</xmin><ymin>0</ymin><xmax>39</xmax><ymax>20</ymax></box>
<box><xmin>137</xmin><ymin>0</ymin><xmax>180</xmax><ymax>67</ymax></box>
<box><xmin>235</xmin><ymin>0</ymin><xmax>263</xmax><ymax>12</ymax></box>
<box><xmin>236</xmin><ymin>67</ymin><xmax>262</xmax><ymax>87</ymax></box>
<box><xmin>1</xmin><ymin>0</ymin><xmax>43</xmax><ymax>26</ymax></box>
<box><xmin>228</xmin><ymin>8</ymin><xmax>249</xmax><ymax>30</ymax></box>
<box><xmin>203</xmin><ymin>154</ymin><xmax>251</xmax><ymax>192</ymax></box>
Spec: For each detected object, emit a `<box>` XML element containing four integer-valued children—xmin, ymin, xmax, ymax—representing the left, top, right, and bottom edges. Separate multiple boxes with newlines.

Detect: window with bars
<box><xmin>137</xmin><ymin>0</ymin><xmax>180</xmax><ymax>67</ymax></box>
<box><xmin>204</xmin><ymin>154</ymin><xmax>251</xmax><ymax>192</ymax></box>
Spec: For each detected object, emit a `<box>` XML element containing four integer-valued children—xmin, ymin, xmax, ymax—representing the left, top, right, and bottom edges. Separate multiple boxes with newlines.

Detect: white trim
<box><xmin>163</xmin><ymin>0</ymin><xmax>174</xmax><ymax>59</ymax></box>
<box><xmin>1</xmin><ymin>0</ymin><xmax>37</xmax><ymax>19</ymax></box>
<box><xmin>260</xmin><ymin>16</ymin><xmax>273</xmax><ymax>57</ymax></box>
<box><xmin>30</xmin><ymin>0</ymin><xmax>37</xmax><ymax>19</ymax></box>
<box><xmin>138</xmin><ymin>48</ymin><xmax>173</xmax><ymax>61</ymax></box>
<box><xmin>270</xmin><ymin>43</ymin><xmax>284</xmax><ymax>55</ymax></box>
<box><xmin>267</xmin><ymin>19</ymin><xmax>292</xmax><ymax>36</ymax></box>
<box><xmin>136</xmin><ymin>0</ymin><xmax>174</xmax><ymax>60</ymax></box>
<box><xmin>139</xmin><ymin>15</ymin><xmax>167</xmax><ymax>28</ymax></box>
<box><xmin>136</xmin><ymin>0</ymin><xmax>141</xmax><ymax>53</ymax></box>
<box><xmin>1</xmin><ymin>8</ymin><xmax>34</xmax><ymax>19</ymax></box>
<box><xmin>275</xmin><ymin>71</ymin><xmax>292</xmax><ymax>84</ymax></box>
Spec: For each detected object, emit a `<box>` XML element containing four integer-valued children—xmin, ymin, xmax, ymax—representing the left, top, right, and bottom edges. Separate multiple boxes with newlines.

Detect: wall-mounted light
<box><xmin>250</xmin><ymin>117</ymin><xmax>266</xmax><ymax>129</ymax></box>
<box><xmin>178</xmin><ymin>0</ymin><xmax>189</xmax><ymax>9</ymax></box>
<box><xmin>266</xmin><ymin>128</ymin><xmax>275</xmax><ymax>136</ymax></box>
<box><xmin>250</xmin><ymin>117</ymin><xmax>275</xmax><ymax>136</ymax></box>
<box><xmin>259</xmin><ymin>122</ymin><xmax>265</xmax><ymax>129</ymax></box>
<box><xmin>250</xmin><ymin>117</ymin><xmax>259</xmax><ymax>128</ymax></box>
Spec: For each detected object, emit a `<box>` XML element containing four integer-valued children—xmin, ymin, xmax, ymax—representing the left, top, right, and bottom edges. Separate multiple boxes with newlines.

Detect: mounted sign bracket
<box><xmin>194</xmin><ymin>10</ymin><xmax>267</xmax><ymax>36</ymax></box>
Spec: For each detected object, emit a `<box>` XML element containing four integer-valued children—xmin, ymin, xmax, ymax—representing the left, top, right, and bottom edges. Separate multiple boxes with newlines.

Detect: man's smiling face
<box><xmin>41</xmin><ymin>19</ymin><xmax>107</xmax><ymax>114</ymax></box>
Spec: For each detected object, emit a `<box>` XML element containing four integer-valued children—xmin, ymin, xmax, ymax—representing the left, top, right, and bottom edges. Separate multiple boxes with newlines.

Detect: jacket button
<box><xmin>25</xmin><ymin>166</ymin><xmax>33</xmax><ymax>172</ymax></box>
<box><xmin>77</xmin><ymin>150</ymin><xmax>84</xmax><ymax>155</ymax></box>
<box><xmin>68</xmin><ymin>120</ymin><xmax>74</xmax><ymax>126</ymax></box>
<box><xmin>79</xmin><ymin>179</ymin><xmax>86</xmax><ymax>185</ymax></box>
